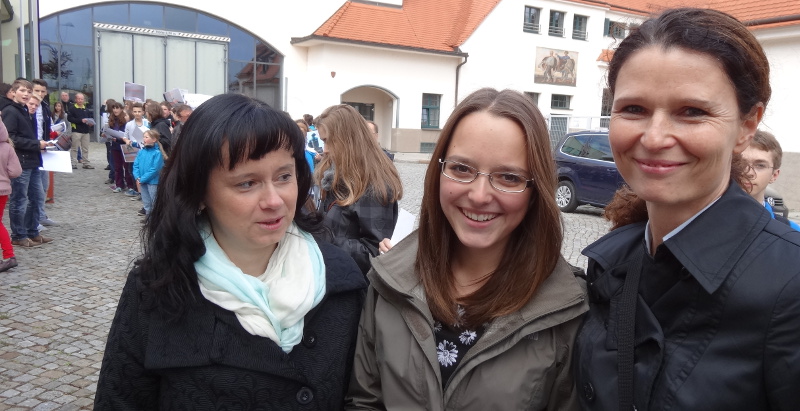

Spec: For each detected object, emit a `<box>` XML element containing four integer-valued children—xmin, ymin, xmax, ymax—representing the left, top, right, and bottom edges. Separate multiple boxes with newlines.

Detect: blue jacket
<box><xmin>133</xmin><ymin>144</ymin><xmax>164</xmax><ymax>185</ymax></box>
<box><xmin>764</xmin><ymin>201</ymin><xmax>800</xmax><ymax>231</ymax></box>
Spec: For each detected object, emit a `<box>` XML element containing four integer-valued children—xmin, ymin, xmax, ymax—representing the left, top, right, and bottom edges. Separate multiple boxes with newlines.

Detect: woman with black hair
<box><xmin>95</xmin><ymin>94</ymin><xmax>367</xmax><ymax>409</ymax></box>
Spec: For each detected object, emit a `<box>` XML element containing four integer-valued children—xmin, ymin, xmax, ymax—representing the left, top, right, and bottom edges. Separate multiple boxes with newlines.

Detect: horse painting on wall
<box><xmin>535</xmin><ymin>47</ymin><xmax>578</xmax><ymax>87</ymax></box>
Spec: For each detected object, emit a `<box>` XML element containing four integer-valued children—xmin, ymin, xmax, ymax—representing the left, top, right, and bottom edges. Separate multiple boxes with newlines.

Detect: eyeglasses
<box><xmin>439</xmin><ymin>159</ymin><xmax>533</xmax><ymax>193</ymax></box>
<box><xmin>746</xmin><ymin>162</ymin><xmax>774</xmax><ymax>173</ymax></box>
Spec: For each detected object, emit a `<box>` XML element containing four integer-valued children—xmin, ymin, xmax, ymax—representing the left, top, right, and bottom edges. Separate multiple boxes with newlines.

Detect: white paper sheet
<box><xmin>41</xmin><ymin>151</ymin><xmax>72</xmax><ymax>173</ymax></box>
<box><xmin>390</xmin><ymin>208</ymin><xmax>415</xmax><ymax>245</ymax></box>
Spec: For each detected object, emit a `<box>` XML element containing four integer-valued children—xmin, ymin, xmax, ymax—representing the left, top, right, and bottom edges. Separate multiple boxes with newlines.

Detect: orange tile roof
<box><xmin>307</xmin><ymin>0</ymin><xmax>501</xmax><ymax>53</ymax></box>
<box><xmin>302</xmin><ymin>0</ymin><xmax>798</xmax><ymax>53</ymax></box>
<box><xmin>599</xmin><ymin>0</ymin><xmax>800</xmax><ymax>27</ymax></box>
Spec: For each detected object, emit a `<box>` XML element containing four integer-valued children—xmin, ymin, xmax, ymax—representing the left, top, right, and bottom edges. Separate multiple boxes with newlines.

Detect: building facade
<box><xmin>4</xmin><ymin>0</ymin><xmax>796</xmax><ymax>155</ymax></box>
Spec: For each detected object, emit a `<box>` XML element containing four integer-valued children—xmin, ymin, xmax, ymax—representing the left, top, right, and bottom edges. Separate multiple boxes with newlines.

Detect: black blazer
<box><xmin>573</xmin><ymin>182</ymin><xmax>800</xmax><ymax>410</ymax></box>
<box><xmin>95</xmin><ymin>241</ymin><xmax>367</xmax><ymax>410</ymax></box>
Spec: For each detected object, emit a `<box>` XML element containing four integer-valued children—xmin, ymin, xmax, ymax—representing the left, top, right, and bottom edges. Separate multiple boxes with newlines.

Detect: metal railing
<box><xmin>572</xmin><ymin>30</ymin><xmax>587</xmax><ymax>40</ymax></box>
<box><xmin>547</xmin><ymin>115</ymin><xmax>611</xmax><ymax>149</ymax></box>
<box><xmin>523</xmin><ymin>22</ymin><xmax>540</xmax><ymax>33</ymax></box>
<box><xmin>548</xmin><ymin>26</ymin><xmax>564</xmax><ymax>37</ymax></box>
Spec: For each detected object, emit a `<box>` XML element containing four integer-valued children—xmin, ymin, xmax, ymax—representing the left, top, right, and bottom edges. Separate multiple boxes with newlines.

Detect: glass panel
<box><xmin>99</xmin><ymin>31</ymin><xmax>133</xmax><ymax>104</ymax></box>
<box><xmin>133</xmin><ymin>35</ymin><xmax>165</xmax><ymax>100</ymax></box>
<box><xmin>229</xmin><ymin>26</ymin><xmax>254</xmax><ymax>61</ymax></box>
<box><xmin>587</xmin><ymin>136</ymin><xmax>612</xmax><ymax>161</ymax></box>
<box><xmin>254</xmin><ymin>58</ymin><xmax>281</xmax><ymax>108</ymax></box>
<box><xmin>39</xmin><ymin>17</ymin><xmax>58</xmax><ymax>43</ymax></box>
<box><xmin>166</xmin><ymin>38</ymin><xmax>196</xmax><ymax>92</ymax></box>
<box><xmin>39</xmin><ymin>43</ymin><xmax>62</xmax><ymax>91</ymax></box>
<box><xmin>94</xmin><ymin>4</ymin><xmax>129</xmax><ymax>25</ymax></box>
<box><xmin>228</xmin><ymin>60</ymin><xmax>251</xmax><ymax>94</ymax></box>
<box><xmin>165</xmin><ymin>6</ymin><xmax>197</xmax><ymax>33</ymax></box>
<box><xmin>197</xmin><ymin>13</ymin><xmax>228</xmax><ymax>36</ymax></box>
<box><xmin>197</xmin><ymin>42</ymin><xmax>226</xmax><ymax>95</ymax></box>
<box><xmin>130</xmin><ymin>3</ymin><xmax>164</xmax><ymax>28</ymax></box>
<box><xmin>58</xmin><ymin>44</ymin><xmax>94</xmax><ymax>105</ymax></box>
<box><xmin>59</xmin><ymin>8</ymin><xmax>93</xmax><ymax>46</ymax></box>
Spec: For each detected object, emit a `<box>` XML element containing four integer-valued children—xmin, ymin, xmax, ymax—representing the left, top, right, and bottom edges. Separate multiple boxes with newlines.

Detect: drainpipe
<box><xmin>743</xmin><ymin>14</ymin><xmax>800</xmax><ymax>26</ymax></box>
<box><xmin>454</xmin><ymin>52</ymin><xmax>468</xmax><ymax>106</ymax></box>
<box><xmin>1</xmin><ymin>0</ymin><xmax>13</xmax><ymax>23</ymax></box>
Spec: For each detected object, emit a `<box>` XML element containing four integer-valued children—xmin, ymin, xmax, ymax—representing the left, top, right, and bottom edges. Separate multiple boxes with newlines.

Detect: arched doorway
<box><xmin>341</xmin><ymin>85</ymin><xmax>398</xmax><ymax>151</ymax></box>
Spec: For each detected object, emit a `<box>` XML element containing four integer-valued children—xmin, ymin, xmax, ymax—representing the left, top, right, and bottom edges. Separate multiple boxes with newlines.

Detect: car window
<box><xmin>586</xmin><ymin>135</ymin><xmax>614</xmax><ymax>161</ymax></box>
<box><xmin>560</xmin><ymin>135</ymin><xmax>591</xmax><ymax>157</ymax></box>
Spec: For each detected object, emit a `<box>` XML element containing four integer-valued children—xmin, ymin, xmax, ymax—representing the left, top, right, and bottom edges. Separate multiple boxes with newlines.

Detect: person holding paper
<box><xmin>106</xmin><ymin>102</ymin><xmax>136</xmax><ymax>194</ymax></box>
<box><xmin>314</xmin><ymin>104</ymin><xmax>402</xmax><ymax>275</ymax></box>
<box><xmin>66</xmin><ymin>92</ymin><xmax>94</xmax><ymax>169</ymax></box>
<box><xmin>346</xmin><ymin>88</ymin><xmax>587</xmax><ymax>410</ymax></box>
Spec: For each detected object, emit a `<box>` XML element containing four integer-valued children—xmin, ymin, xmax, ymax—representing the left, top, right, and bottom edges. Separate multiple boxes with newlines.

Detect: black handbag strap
<box><xmin>618</xmin><ymin>249</ymin><xmax>644</xmax><ymax>411</ymax></box>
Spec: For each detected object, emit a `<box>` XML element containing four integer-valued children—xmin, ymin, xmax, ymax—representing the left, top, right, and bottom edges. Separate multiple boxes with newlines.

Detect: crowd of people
<box><xmin>1</xmin><ymin>6</ymin><xmax>798</xmax><ymax>410</ymax></box>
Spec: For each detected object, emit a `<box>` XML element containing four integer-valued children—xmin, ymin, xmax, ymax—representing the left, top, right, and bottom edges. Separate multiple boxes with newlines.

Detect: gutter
<box><xmin>1</xmin><ymin>0</ymin><xmax>13</xmax><ymax>23</ymax></box>
<box><xmin>454</xmin><ymin>52</ymin><xmax>468</xmax><ymax>106</ymax></box>
<box><xmin>743</xmin><ymin>14</ymin><xmax>800</xmax><ymax>27</ymax></box>
<box><xmin>291</xmin><ymin>35</ymin><xmax>468</xmax><ymax>58</ymax></box>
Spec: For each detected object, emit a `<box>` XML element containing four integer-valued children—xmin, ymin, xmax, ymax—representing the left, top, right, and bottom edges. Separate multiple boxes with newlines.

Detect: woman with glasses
<box><xmin>346</xmin><ymin>88</ymin><xmax>588</xmax><ymax>410</ymax></box>
<box><xmin>315</xmin><ymin>104</ymin><xmax>403</xmax><ymax>275</ymax></box>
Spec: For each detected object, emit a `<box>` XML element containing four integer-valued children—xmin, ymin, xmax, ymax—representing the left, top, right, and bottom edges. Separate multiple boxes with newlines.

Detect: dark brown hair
<box><xmin>416</xmin><ymin>88</ymin><xmax>562</xmax><ymax>328</ymax></box>
<box><xmin>108</xmin><ymin>101</ymin><xmax>126</xmax><ymax>129</ymax></box>
<box><xmin>604</xmin><ymin>8</ymin><xmax>770</xmax><ymax>228</ymax></box>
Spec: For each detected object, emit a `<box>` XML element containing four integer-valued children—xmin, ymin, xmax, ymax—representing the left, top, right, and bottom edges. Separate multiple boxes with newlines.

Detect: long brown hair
<box><xmin>416</xmin><ymin>88</ymin><xmax>563</xmax><ymax>328</ymax></box>
<box><xmin>108</xmin><ymin>101</ymin><xmax>126</xmax><ymax>129</ymax></box>
<box><xmin>314</xmin><ymin>104</ymin><xmax>402</xmax><ymax>206</ymax></box>
<box><xmin>603</xmin><ymin>8</ymin><xmax>770</xmax><ymax>229</ymax></box>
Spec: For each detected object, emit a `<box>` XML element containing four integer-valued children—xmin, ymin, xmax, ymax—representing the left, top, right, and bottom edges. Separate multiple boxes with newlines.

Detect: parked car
<box><xmin>553</xmin><ymin>131</ymin><xmax>791</xmax><ymax>217</ymax></box>
<box><xmin>554</xmin><ymin>131</ymin><xmax>623</xmax><ymax>212</ymax></box>
<box><xmin>765</xmin><ymin>186</ymin><xmax>789</xmax><ymax>218</ymax></box>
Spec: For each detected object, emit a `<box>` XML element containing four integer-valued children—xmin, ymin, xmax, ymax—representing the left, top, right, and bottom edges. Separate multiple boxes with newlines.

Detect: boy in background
<box><xmin>742</xmin><ymin>130</ymin><xmax>800</xmax><ymax>230</ymax></box>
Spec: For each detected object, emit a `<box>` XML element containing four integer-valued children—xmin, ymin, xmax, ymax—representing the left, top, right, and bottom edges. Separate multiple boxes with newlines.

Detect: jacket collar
<box><xmin>369</xmin><ymin>231</ymin><xmax>587</xmax><ymax>327</ymax></box>
<box><xmin>584</xmin><ymin>182</ymin><xmax>770</xmax><ymax>295</ymax></box>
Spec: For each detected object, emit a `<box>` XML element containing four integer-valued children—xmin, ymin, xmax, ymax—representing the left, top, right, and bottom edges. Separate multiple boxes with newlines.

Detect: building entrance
<box><xmin>95</xmin><ymin>23</ymin><xmax>228</xmax><ymax>104</ymax></box>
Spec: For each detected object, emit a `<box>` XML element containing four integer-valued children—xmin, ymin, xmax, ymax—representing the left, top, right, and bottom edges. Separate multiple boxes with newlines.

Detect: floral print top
<box><xmin>433</xmin><ymin>306</ymin><xmax>484</xmax><ymax>388</ymax></box>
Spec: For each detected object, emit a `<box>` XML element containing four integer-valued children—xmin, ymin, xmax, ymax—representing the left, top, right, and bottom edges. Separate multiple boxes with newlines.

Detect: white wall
<box><xmin>300</xmin><ymin>43</ymin><xmax>460</xmax><ymax>129</ymax></box>
<box><xmin>458</xmin><ymin>0</ymin><xmax>641</xmax><ymax>120</ymax></box>
<box><xmin>757</xmin><ymin>26</ymin><xmax>800</xmax><ymax>153</ymax></box>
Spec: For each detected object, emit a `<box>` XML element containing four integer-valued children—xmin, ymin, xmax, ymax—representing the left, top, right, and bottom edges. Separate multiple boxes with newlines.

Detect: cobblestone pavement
<box><xmin>0</xmin><ymin>145</ymin><xmax>610</xmax><ymax>409</ymax></box>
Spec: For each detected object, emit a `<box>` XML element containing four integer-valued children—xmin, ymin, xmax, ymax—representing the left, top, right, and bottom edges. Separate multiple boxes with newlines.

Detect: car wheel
<box><xmin>556</xmin><ymin>180</ymin><xmax>579</xmax><ymax>212</ymax></box>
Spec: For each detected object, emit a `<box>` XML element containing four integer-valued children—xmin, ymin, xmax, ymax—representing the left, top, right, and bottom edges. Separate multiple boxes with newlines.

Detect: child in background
<box><xmin>0</xmin><ymin>119</ymin><xmax>23</xmax><ymax>272</ymax></box>
<box><xmin>132</xmin><ymin>130</ymin><xmax>165</xmax><ymax>218</ymax></box>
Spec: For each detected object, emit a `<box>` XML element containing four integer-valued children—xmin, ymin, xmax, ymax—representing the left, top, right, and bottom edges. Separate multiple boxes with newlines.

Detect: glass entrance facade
<box><xmin>39</xmin><ymin>3</ymin><xmax>282</xmax><ymax>110</ymax></box>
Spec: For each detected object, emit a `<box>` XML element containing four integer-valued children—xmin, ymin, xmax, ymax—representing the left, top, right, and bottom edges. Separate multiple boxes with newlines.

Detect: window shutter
<box><xmin>604</xmin><ymin>18</ymin><xmax>610</xmax><ymax>36</ymax></box>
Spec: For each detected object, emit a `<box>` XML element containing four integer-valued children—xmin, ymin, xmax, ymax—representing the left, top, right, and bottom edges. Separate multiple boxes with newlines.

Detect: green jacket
<box><xmin>346</xmin><ymin>232</ymin><xmax>588</xmax><ymax>410</ymax></box>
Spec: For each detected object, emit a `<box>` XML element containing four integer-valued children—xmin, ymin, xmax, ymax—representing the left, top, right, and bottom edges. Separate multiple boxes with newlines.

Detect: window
<box><xmin>585</xmin><ymin>136</ymin><xmax>614</xmax><ymax>161</ymax></box>
<box><xmin>523</xmin><ymin>6</ymin><xmax>540</xmax><ymax>34</ymax></box>
<box><xmin>573</xmin><ymin>15</ymin><xmax>588</xmax><ymax>40</ymax></box>
<box><xmin>421</xmin><ymin>94</ymin><xmax>441</xmax><ymax>129</ymax></box>
<box><xmin>560</xmin><ymin>134</ymin><xmax>590</xmax><ymax>156</ymax></box>
<box><xmin>549</xmin><ymin>11</ymin><xmax>565</xmax><ymax>37</ymax></box>
<box><xmin>600</xmin><ymin>88</ymin><xmax>612</xmax><ymax>128</ymax></box>
<box><xmin>604</xmin><ymin>19</ymin><xmax>626</xmax><ymax>38</ymax></box>
<box><xmin>551</xmin><ymin>94</ymin><xmax>571</xmax><ymax>109</ymax></box>
<box><xmin>524</xmin><ymin>92</ymin><xmax>539</xmax><ymax>106</ymax></box>
<box><xmin>344</xmin><ymin>102</ymin><xmax>375</xmax><ymax>121</ymax></box>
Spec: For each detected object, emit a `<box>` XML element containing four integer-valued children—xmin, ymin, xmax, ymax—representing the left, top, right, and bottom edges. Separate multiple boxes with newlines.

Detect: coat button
<box><xmin>302</xmin><ymin>332</ymin><xmax>317</xmax><ymax>348</ymax></box>
<box><xmin>296</xmin><ymin>387</ymin><xmax>314</xmax><ymax>405</ymax></box>
<box><xmin>679</xmin><ymin>267</ymin><xmax>692</xmax><ymax>281</ymax></box>
<box><xmin>583</xmin><ymin>382</ymin><xmax>595</xmax><ymax>401</ymax></box>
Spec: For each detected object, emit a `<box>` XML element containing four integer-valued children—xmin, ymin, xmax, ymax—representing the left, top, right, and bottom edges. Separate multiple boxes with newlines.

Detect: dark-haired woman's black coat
<box><xmin>149</xmin><ymin>117</ymin><xmax>173</xmax><ymax>154</ymax></box>
<box><xmin>573</xmin><ymin>183</ymin><xmax>800</xmax><ymax>410</ymax></box>
<box><xmin>94</xmin><ymin>241</ymin><xmax>367</xmax><ymax>410</ymax></box>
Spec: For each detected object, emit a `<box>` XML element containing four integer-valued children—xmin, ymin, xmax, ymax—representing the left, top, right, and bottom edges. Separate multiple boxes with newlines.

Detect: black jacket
<box><xmin>0</xmin><ymin>96</ymin><xmax>42</xmax><ymax>169</ymax></box>
<box><xmin>573</xmin><ymin>182</ymin><xmax>800</xmax><ymax>410</ymax></box>
<box><xmin>36</xmin><ymin>100</ymin><xmax>53</xmax><ymax>142</ymax></box>
<box><xmin>94</xmin><ymin>241</ymin><xmax>367</xmax><ymax>410</ymax></box>
<box><xmin>66</xmin><ymin>102</ymin><xmax>92</xmax><ymax>133</ymax></box>
<box><xmin>319</xmin><ymin>189</ymin><xmax>398</xmax><ymax>275</ymax></box>
<box><xmin>150</xmin><ymin>117</ymin><xmax>172</xmax><ymax>154</ymax></box>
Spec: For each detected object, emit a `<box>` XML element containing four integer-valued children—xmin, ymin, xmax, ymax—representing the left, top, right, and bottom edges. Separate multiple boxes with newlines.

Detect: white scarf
<box><xmin>195</xmin><ymin>222</ymin><xmax>326</xmax><ymax>353</ymax></box>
